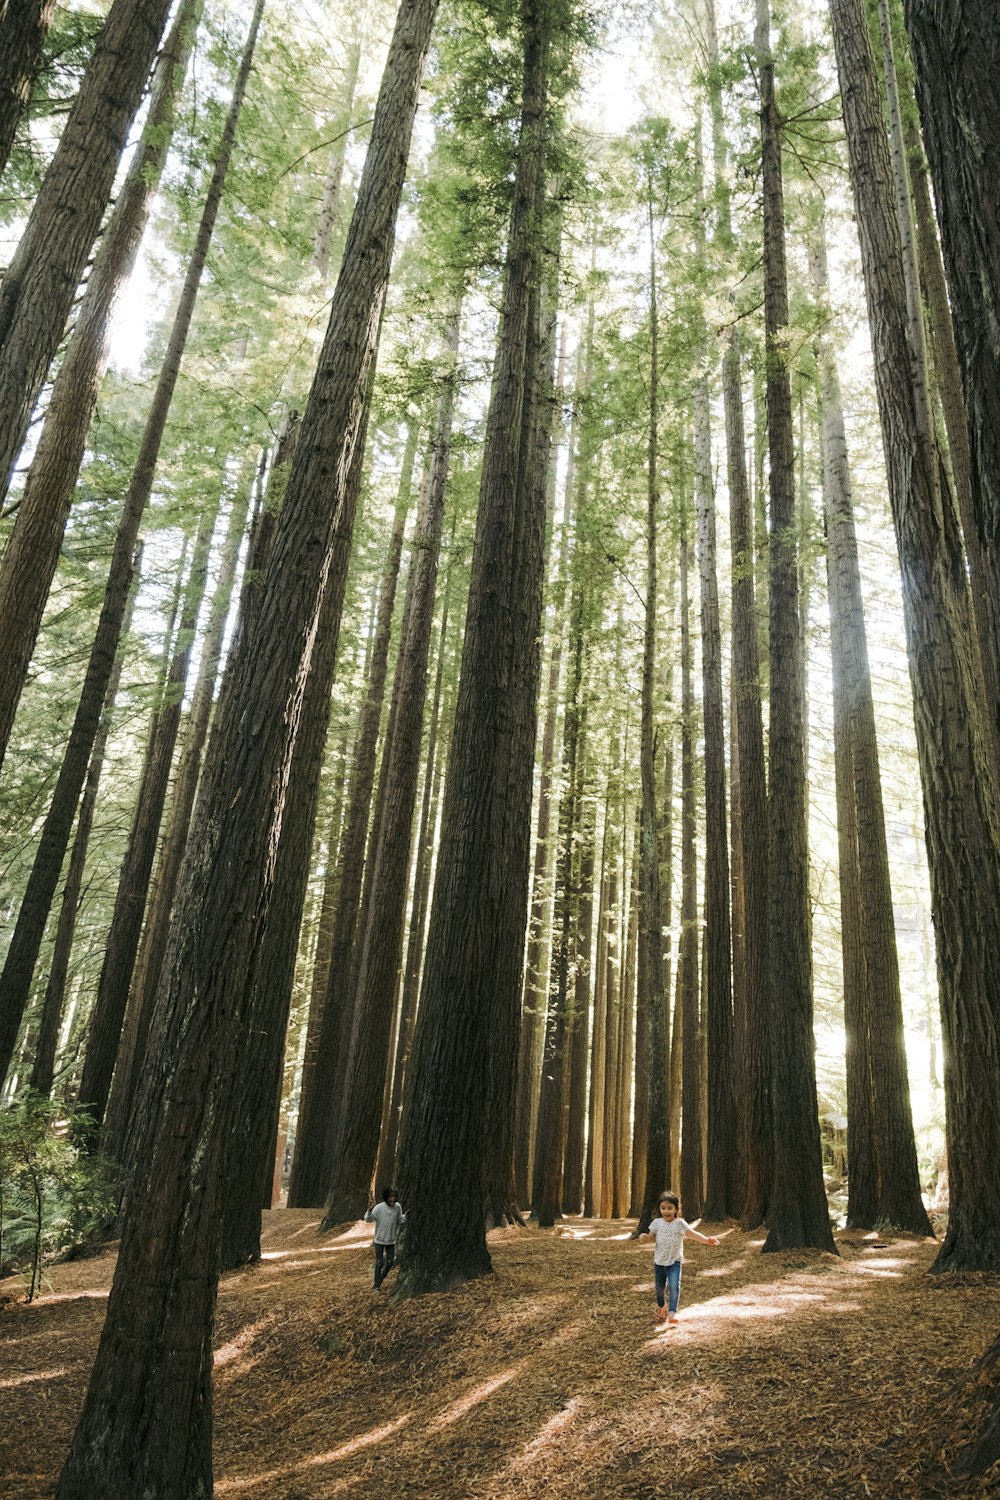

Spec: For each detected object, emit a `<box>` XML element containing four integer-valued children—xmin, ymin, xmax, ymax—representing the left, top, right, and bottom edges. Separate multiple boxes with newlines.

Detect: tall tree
<box><xmin>0</xmin><ymin>0</ymin><xmax>175</xmax><ymax>503</ymax></box>
<box><xmin>754</xmin><ymin>0</ymin><xmax>835</xmax><ymax>1254</ymax></box>
<box><xmin>635</xmin><ymin>145</ymin><xmax>670</xmax><ymax>1232</ymax></box>
<box><xmin>287</xmin><ymin>422</ymin><xmax>418</xmax><ymax>1207</ymax></box>
<box><xmin>77</xmin><ymin>498</ymin><xmax>217</xmax><ymax>1143</ymax></box>
<box><xmin>811</xmin><ymin>215</ymin><xmax>931</xmax><ymax>1236</ymax></box>
<box><xmin>322</xmin><ymin>302</ymin><xmax>460</xmax><ymax>1228</ymax></box>
<box><xmin>676</xmin><ymin>489</ymin><xmax>702</xmax><ymax>1217</ymax></box>
<box><xmin>903</xmin><ymin>0</ymin><xmax>1000</xmax><ymax>751</ymax></box>
<box><xmin>394</xmin><ymin>0</ymin><xmax>555</xmax><ymax>1293</ymax></box>
<box><xmin>0</xmin><ymin>0</ymin><xmax>58</xmax><ymax>181</ymax></box>
<box><xmin>830</xmin><ymin>0</ymin><xmax>1000</xmax><ymax>1272</ymax></box>
<box><xmin>53</xmin><ymin>0</ymin><xmax>442</xmax><ymax>1484</ymax></box>
<box><xmin>0</xmin><ymin>0</ymin><xmax>265</xmax><ymax>1088</ymax></box>
<box><xmin>0</xmin><ymin>0</ymin><xmax>202</xmax><ymax>769</ymax></box>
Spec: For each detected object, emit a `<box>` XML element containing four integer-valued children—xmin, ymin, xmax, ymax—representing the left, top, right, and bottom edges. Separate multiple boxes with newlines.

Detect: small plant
<box><xmin>0</xmin><ymin>1094</ymin><xmax>119</xmax><ymax>1302</ymax></box>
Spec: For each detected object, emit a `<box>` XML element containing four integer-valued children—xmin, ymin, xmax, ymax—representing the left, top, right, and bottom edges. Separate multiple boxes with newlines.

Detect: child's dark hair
<box><xmin>381</xmin><ymin>1185</ymin><xmax>397</xmax><ymax>1203</ymax></box>
<box><xmin>657</xmin><ymin>1191</ymin><xmax>680</xmax><ymax>1211</ymax></box>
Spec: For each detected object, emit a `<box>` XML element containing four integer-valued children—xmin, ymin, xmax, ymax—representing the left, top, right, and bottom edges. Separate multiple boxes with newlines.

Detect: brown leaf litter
<box><xmin>2</xmin><ymin>1212</ymin><xmax>999</xmax><ymax>1498</ymax></box>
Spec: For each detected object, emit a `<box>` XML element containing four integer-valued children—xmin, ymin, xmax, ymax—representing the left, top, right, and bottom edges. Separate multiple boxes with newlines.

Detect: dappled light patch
<box><xmin>0</xmin><ymin>1365</ymin><xmax>68</xmax><ymax>1389</ymax></box>
<box><xmin>426</xmin><ymin>1365</ymin><xmax>522</xmax><ymax>1431</ymax></box>
<box><xmin>215</xmin><ymin>1414</ymin><xmax>413</xmax><ymax>1493</ymax></box>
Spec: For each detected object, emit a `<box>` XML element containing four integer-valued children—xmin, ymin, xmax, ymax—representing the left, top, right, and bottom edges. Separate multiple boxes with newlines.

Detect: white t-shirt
<box><xmin>649</xmin><ymin>1216</ymin><xmax>690</xmax><ymax>1265</ymax></box>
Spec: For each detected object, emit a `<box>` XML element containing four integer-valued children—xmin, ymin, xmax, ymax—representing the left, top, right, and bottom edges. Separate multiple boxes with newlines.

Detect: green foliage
<box><xmin>0</xmin><ymin>1094</ymin><xmax>119</xmax><ymax>1301</ymax></box>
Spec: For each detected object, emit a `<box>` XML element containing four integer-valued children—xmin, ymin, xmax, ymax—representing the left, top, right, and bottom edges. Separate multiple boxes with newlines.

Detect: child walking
<box><xmin>365</xmin><ymin>1186</ymin><xmax>406</xmax><ymax>1291</ymax></box>
<box><xmin>640</xmin><ymin>1191</ymin><xmax>719</xmax><ymax>1324</ymax></box>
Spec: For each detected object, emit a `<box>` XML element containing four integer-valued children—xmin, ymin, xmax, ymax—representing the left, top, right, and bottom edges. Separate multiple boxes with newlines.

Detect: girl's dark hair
<box><xmin>382</xmin><ymin>1186</ymin><xmax>397</xmax><ymax>1203</ymax></box>
<box><xmin>657</xmin><ymin>1191</ymin><xmax>680</xmax><ymax>1211</ymax></box>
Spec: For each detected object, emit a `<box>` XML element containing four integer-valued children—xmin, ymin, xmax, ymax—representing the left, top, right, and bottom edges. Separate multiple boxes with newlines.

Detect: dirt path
<box><xmin>2</xmin><ymin>1212</ymin><xmax>998</xmax><ymax>1498</ymax></box>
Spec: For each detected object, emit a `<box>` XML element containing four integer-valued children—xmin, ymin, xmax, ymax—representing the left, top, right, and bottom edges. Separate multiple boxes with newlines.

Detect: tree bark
<box><xmin>394</xmin><ymin>0</ymin><xmax>551</xmax><ymax>1293</ymax></box>
<box><xmin>904</xmin><ymin>0</ymin><xmax>1000</xmax><ymax>707</ymax></box>
<box><xmin>0</xmin><ymin>0</ymin><xmax>175</xmax><ymax>503</ymax></box>
<box><xmin>321</xmin><ymin>305</ymin><xmax>459</xmax><ymax>1229</ymax></box>
<box><xmin>53</xmin><ymin>0</ymin><xmax>441</xmax><ymax>1484</ymax></box>
<box><xmin>287</xmin><ymin>421</ymin><xmax>417</xmax><ymax>1208</ymax></box>
<box><xmin>0</xmin><ymin>0</ymin><xmax>201</xmax><ymax>771</ymax></box>
<box><xmin>812</xmin><ymin>218</ymin><xmax>930</xmax><ymax>1235</ymax></box>
<box><xmin>102</xmin><ymin>463</ymin><xmax>256</xmax><ymax>1162</ymax></box>
<box><xmin>677</xmin><ymin>496</ymin><xmax>702</xmax><ymax>1218</ymax></box>
<box><xmin>756</xmin><ymin>0</ymin><xmax>835</xmax><ymax>1254</ymax></box>
<box><xmin>0</xmin><ymin>0</ymin><xmax>58</xmax><ymax>186</ymax></box>
<box><xmin>722</xmin><ymin>333</ymin><xmax>771</xmax><ymax>1229</ymax></box>
<box><xmin>77</xmin><ymin>499</ymin><xmax>217</xmax><ymax>1143</ymax></box>
<box><xmin>0</xmin><ymin>0</ymin><xmax>263</xmax><ymax>1089</ymax></box>
<box><xmin>27</xmin><ymin>548</ymin><xmax>143</xmax><ymax>1098</ymax></box>
<box><xmin>830</xmin><ymin>0</ymin><xmax>1000</xmax><ymax>1271</ymax></box>
<box><xmin>635</xmin><ymin>186</ymin><xmax>669</xmax><ymax>1233</ymax></box>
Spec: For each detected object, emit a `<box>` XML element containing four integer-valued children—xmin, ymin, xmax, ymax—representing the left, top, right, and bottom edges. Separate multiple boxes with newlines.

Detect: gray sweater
<box><xmin>365</xmin><ymin>1201</ymin><xmax>405</xmax><ymax>1245</ymax></box>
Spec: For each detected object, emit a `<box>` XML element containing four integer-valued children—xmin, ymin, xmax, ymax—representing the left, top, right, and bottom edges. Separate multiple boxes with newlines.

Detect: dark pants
<box><xmin>374</xmin><ymin>1241</ymin><xmax>396</xmax><ymax>1288</ymax></box>
<box><xmin>654</xmin><ymin>1260</ymin><xmax>682</xmax><ymax>1312</ymax></box>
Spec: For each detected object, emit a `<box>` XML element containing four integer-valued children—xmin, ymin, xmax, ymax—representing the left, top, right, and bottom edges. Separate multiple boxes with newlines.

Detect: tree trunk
<box><xmin>722</xmin><ymin>332</ymin><xmax>771</xmax><ymax>1229</ymax></box>
<box><xmin>394</xmin><ymin>0</ymin><xmax>551</xmax><ymax>1293</ymax></box>
<box><xmin>0</xmin><ymin>0</ymin><xmax>201</xmax><ymax>771</ymax></box>
<box><xmin>0</xmin><ymin>0</ymin><xmax>175</xmax><ymax>502</ymax></box>
<box><xmin>695</xmin><ymin>367</ymin><xmax>735</xmax><ymax>1223</ymax></box>
<box><xmin>287</xmin><ymin>421</ymin><xmax>418</xmax><ymax>1208</ymax></box>
<box><xmin>562</xmin><ymin>794</ymin><xmax>594</xmax><ymax>1216</ymax></box>
<box><xmin>635</xmin><ymin>188</ymin><xmax>669</xmax><ymax>1233</ymax></box>
<box><xmin>756</xmin><ymin>0</ymin><xmax>835</xmax><ymax>1254</ymax></box>
<box><xmin>830</xmin><ymin>0</ymin><xmax>1000</xmax><ymax>1272</ymax></box>
<box><xmin>904</xmin><ymin>0</ymin><xmax>1000</xmax><ymax>717</ymax></box>
<box><xmin>0</xmin><ymin>0</ymin><xmax>58</xmax><ymax>188</ymax></box>
<box><xmin>375</xmin><ymin>548</ymin><xmax>454</xmax><ymax>1185</ymax></box>
<box><xmin>53</xmin><ymin>0</ymin><xmax>441</xmax><ymax>1484</ymax></box>
<box><xmin>321</xmin><ymin>305</ymin><xmax>459</xmax><ymax>1229</ymax></box>
<box><xmin>218</xmin><ymin>417</ymin><xmax>373</xmax><ymax>1270</ymax></box>
<box><xmin>677</xmin><ymin>496</ymin><xmax>702</xmax><ymax>1218</ymax></box>
<box><xmin>0</xmin><ymin>0</ymin><xmax>263</xmax><ymax>1089</ymax></box>
<box><xmin>812</xmin><ymin>218</ymin><xmax>930</xmax><ymax>1235</ymax></box>
<box><xmin>313</xmin><ymin>29</ymin><xmax>363</xmax><ymax>278</ymax></box>
<box><xmin>102</xmin><ymin>464</ymin><xmax>256</xmax><ymax>1162</ymax></box>
<box><xmin>533</xmin><ymin>594</ymin><xmax>585</xmax><ymax>1228</ymax></box>
<box><xmin>77</xmin><ymin>500</ymin><xmax>217</xmax><ymax>1143</ymax></box>
<box><xmin>27</xmin><ymin>548</ymin><xmax>143</xmax><ymax>1098</ymax></box>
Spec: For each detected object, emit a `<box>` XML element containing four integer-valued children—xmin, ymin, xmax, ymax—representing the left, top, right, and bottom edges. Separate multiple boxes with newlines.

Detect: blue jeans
<box><xmin>655</xmin><ymin>1260</ymin><xmax>682</xmax><ymax>1313</ymax></box>
<box><xmin>374</xmin><ymin>1242</ymin><xmax>396</xmax><ymax>1288</ymax></box>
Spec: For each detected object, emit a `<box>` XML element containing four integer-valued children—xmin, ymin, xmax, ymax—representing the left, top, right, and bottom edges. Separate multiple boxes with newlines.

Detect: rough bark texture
<box><xmin>831</xmin><ymin>0</ymin><xmax>1000</xmax><ymax>1272</ymax></box>
<box><xmin>904</xmin><ymin>0</ymin><xmax>1000</xmax><ymax>706</ymax></box>
<box><xmin>677</xmin><ymin>503</ymin><xmax>702</xmax><ymax>1219</ymax></box>
<box><xmin>722</xmin><ymin>333</ymin><xmax>771</xmax><ymax>1230</ymax></box>
<box><xmin>376</xmin><ymin>554</ymin><xmax>454</xmax><ymax>1186</ymax></box>
<box><xmin>695</xmin><ymin>378</ymin><xmax>735</xmax><ymax>1222</ymax></box>
<box><xmin>322</xmin><ymin>307</ymin><xmax>458</xmax><ymax>1229</ymax></box>
<box><xmin>756</xmin><ymin>0</ymin><xmax>835</xmax><ymax>1255</ymax></box>
<box><xmin>53</xmin><ymin>0</ymin><xmax>440</xmax><ymax>1485</ymax></box>
<box><xmin>0</xmin><ymin>0</ymin><xmax>57</xmax><ymax>195</ymax></box>
<box><xmin>0</xmin><ymin>0</ymin><xmax>175</xmax><ymax>503</ymax></box>
<box><xmin>811</xmin><ymin>222</ymin><xmax>930</xmax><ymax>1236</ymax></box>
<box><xmin>562</xmin><ymin>796</ymin><xmax>594</xmax><ymax>1214</ymax></box>
<box><xmin>28</xmin><ymin>551</ymin><xmax>143</xmax><ymax>1098</ymax></box>
<box><xmin>313</xmin><ymin>32</ymin><xmax>363</xmax><ymax>278</ymax></box>
<box><xmin>635</xmin><ymin>196</ymin><xmax>669</xmax><ymax>1233</ymax></box>
<box><xmin>0</xmin><ymin>0</ymin><xmax>201</xmax><ymax>771</ymax></box>
<box><xmin>77</xmin><ymin>500</ymin><xmax>216</xmax><ymax>1143</ymax></box>
<box><xmin>394</xmin><ymin>0</ymin><xmax>550</xmax><ymax>1293</ymax></box>
<box><xmin>287</xmin><ymin>424</ymin><xmax>417</xmax><ymax>1208</ymax></box>
<box><xmin>0</xmin><ymin>1</ymin><xmax>261</xmax><ymax>1088</ymax></box>
<box><xmin>102</xmin><ymin>466</ymin><xmax>255</xmax><ymax>1162</ymax></box>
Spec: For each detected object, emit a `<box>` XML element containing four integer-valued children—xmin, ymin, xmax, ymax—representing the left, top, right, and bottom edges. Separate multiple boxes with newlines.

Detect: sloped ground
<box><xmin>2</xmin><ymin>1210</ymin><xmax>999</xmax><ymax>1498</ymax></box>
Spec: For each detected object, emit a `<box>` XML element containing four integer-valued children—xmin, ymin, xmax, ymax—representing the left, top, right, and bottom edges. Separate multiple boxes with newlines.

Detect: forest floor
<box><xmin>3</xmin><ymin>1210</ymin><xmax>999</xmax><ymax>1499</ymax></box>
